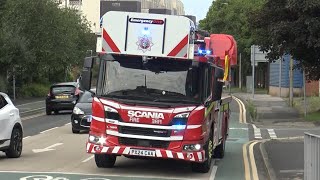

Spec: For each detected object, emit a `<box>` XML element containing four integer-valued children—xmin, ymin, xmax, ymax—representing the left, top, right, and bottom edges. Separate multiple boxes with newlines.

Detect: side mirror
<box><xmin>84</xmin><ymin>57</ymin><xmax>94</xmax><ymax>68</ymax></box>
<box><xmin>212</xmin><ymin>67</ymin><xmax>224</xmax><ymax>101</ymax></box>
<box><xmin>80</xmin><ymin>57</ymin><xmax>95</xmax><ymax>91</ymax></box>
<box><xmin>79</xmin><ymin>69</ymin><xmax>92</xmax><ymax>91</ymax></box>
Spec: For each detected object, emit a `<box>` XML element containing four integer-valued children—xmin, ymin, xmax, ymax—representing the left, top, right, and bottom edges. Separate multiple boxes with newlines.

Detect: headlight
<box><xmin>73</xmin><ymin>107</ymin><xmax>84</xmax><ymax>115</ymax></box>
<box><xmin>104</xmin><ymin>106</ymin><xmax>118</xmax><ymax>113</ymax></box>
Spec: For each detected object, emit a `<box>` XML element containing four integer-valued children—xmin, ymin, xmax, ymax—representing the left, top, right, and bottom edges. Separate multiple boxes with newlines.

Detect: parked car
<box><xmin>0</xmin><ymin>92</ymin><xmax>23</xmax><ymax>158</ymax></box>
<box><xmin>46</xmin><ymin>82</ymin><xmax>82</xmax><ymax>115</ymax></box>
<box><xmin>71</xmin><ymin>90</ymin><xmax>95</xmax><ymax>134</ymax></box>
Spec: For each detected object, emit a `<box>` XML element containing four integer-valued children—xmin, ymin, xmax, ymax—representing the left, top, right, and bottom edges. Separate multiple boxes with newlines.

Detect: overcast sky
<box><xmin>180</xmin><ymin>0</ymin><xmax>213</xmax><ymax>22</ymax></box>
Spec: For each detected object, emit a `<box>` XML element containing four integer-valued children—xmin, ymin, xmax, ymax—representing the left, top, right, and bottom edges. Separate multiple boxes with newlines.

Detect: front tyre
<box><xmin>46</xmin><ymin>107</ymin><xmax>52</xmax><ymax>115</ymax></box>
<box><xmin>5</xmin><ymin>128</ymin><xmax>23</xmax><ymax>158</ymax></box>
<box><xmin>191</xmin><ymin>131</ymin><xmax>213</xmax><ymax>173</ymax></box>
<box><xmin>95</xmin><ymin>154</ymin><xmax>116</xmax><ymax>168</ymax></box>
<box><xmin>72</xmin><ymin>127</ymin><xmax>80</xmax><ymax>134</ymax></box>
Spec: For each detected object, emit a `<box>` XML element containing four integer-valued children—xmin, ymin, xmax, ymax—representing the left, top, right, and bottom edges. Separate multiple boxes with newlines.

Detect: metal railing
<box><xmin>304</xmin><ymin>132</ymin><xmax>320</xmax><ymax>180</ymax></box>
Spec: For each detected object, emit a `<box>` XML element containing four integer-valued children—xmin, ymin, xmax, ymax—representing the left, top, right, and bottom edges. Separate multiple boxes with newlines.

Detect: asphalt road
<box><xmin>0</xmin><ymin>98</ymin><xmax>256</xmax><ymax>180</ymax></box>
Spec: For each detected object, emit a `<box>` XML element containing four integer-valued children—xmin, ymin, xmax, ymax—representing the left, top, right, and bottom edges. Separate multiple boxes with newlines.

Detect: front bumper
<box><xmin>46</xmin><ymin>100</ymin><xmax>76</xmax><ymax>110</ymax></box>
<box><xmin>86</xmin><ymin>142</ymin><xmax>206</xmax><ymax>163</ymax></box>
<box><xmin>71</xmin><ymin>114</ymin><xmax>91</xmax><ymax>130</ymax></box>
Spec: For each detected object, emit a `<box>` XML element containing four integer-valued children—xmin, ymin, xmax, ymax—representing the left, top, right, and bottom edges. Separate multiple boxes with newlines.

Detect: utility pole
<box><xmin>239</xmin><ymin>53</ymin><xmax>242</xmax><ymax>89</ymax></box>
<box><xmin>252</xmin><ymin>45</ymin><xmax>255</xmax><ymax>98</ymax></box>
<box><xmin>12</xmin><ymin>66</ymin><xmax>16</xmax><ymax>101</ymax></box>
<box><xmin>279</xmin><ymin>56</ymin><xmax>282</xmax><ymax>97</ymax></box>
<box><xmin>289</xmin><ymin>56</ymin><xmax>294</xmax><ymax>107</ymax></box>
<box><xmin>65</xmin><ymin>0</ymin><xmax>67</xmax><ymax>8</ymax></box>
<box><xmin>303</xmin><ymin>68</ymin><xmax>307</xmax><ymax>117</ymax></box>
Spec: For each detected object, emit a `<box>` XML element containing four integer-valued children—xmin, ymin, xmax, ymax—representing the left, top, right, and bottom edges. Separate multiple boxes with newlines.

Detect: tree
<box><xmin>0</xmin><ymin>0</ymin><xmax>96</xmax><ymax>95</ymax></box>
<box><xmin>249</xmin><ymin>0</ymin><xmax>320</xmax><ymax>80</ymax></box>
<box><xmin>199</xmin><ymin>0</ymin><xmax>266</xmax><ymax>85</ymax></box>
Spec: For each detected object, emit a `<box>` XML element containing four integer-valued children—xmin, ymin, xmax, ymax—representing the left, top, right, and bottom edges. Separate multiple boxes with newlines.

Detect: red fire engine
<box><xmin>80</xmin><ymin>11</ymin><xmax>236</xmax><ymax>173</ymax></box>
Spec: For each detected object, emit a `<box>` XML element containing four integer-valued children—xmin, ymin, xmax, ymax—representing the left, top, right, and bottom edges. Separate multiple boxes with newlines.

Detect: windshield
<box><xmin>97</xmin><ymin>56</ymin><xmax>205</xmax><ymax>105</ymax></box>
<box><xmin>78</xmin><ymin>91</ymin><xmax>93</xmax><ymax>103</ymax></box>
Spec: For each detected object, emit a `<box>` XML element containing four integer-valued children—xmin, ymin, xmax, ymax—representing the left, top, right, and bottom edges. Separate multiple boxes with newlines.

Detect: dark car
<box><xmin>71</xmin><ymin>90</ymin><xmax>94</xmax><ymax>134</ymax></box>
<box><xmin>46</xmin><ymin>82</ymin><xmax>81</xmax><ymax>115</ymax></box>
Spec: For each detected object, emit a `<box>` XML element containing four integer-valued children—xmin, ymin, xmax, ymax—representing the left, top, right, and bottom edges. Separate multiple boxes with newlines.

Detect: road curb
<box><xmin>20</xmin><ymin>107</ymin><xmax>45</xmax><ymax>117</ymax></box>
<box><xmin>260</xmin><ymin>140</ymin><xmax>277</xmax><ymax>180</ymax></box>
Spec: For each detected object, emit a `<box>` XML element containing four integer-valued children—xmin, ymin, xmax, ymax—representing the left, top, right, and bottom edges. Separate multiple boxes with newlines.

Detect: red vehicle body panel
<box><xmin>208</xmin><ymin>34</ymin><xmax>238</xmax><ymax>68</ymax></box>
<box><xmin>86</xmin><ymin>97</ymin><xmax>221</xmax><ymax>163</ymax></box>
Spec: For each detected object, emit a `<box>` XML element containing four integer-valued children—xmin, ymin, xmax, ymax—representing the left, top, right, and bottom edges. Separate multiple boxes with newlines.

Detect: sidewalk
<box><xmin>233</xmin><ymin>93</ymin><xmax>304</xmax><ymax>123</ymax></box>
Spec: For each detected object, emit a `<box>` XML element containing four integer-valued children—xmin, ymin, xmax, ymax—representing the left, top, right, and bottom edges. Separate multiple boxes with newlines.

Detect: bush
<box><xmin>19</xmin><ymin>83</ymin><xmax>49</xmax><ymax>97</ymax></box>
<box><xmin>0</xmin><ymin>75</ymin><xmax>8</xmax><ymax>93</ymax></box>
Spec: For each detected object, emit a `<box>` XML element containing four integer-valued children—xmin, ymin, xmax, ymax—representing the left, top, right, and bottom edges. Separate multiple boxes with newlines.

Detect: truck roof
<box><xmin>97</xmin><ymin>11</ymin><xmax>196</xmax><ymax>60</ymax></box>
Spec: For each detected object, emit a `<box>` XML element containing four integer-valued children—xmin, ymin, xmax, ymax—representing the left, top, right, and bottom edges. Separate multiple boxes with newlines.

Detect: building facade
<box><xmin>55</xmin><ymin>0</ymin><xmax>185</xmax><ymax>32</ymax></box>
<box><xmin>269</xmin><ymin>54</ymin><xmax>320</xmax><ymax>97</ymax></box>
<box><xmin>57</xmin><ymin>0</ymin><xmax>100</xmax><ymax>33</ymax></box>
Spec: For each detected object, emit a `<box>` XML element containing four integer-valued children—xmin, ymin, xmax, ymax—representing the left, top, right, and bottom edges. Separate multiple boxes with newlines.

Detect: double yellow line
<box><xmin>243</xmin><ymin>141</ymin><xmax>261</xmax><ymax>180</ymax></box>
<box><xmin>232</xmin><ymin>96</ymin><xmax>259</xmax><ymax>180</ymax></box>
<box><xmin>233</xmin><ymin>96</ymin><xmax>247</xmax><ymax>124</ymax></box>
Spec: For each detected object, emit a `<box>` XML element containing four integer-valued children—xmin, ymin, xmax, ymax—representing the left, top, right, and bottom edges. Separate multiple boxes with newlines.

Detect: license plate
<box><xmin>56</xmin><ymin>95</ymin><xmax>68</xmax><ymax>99</ymax></box>
<box><xmin>129</xmin><ymin>149</ymin><xmax>156</xmax><ymax>157</ymax></box>
<box><xmin>87</xmin><ymin>116</ymin><xmax>92</xmax><ymax>122</ymax></box>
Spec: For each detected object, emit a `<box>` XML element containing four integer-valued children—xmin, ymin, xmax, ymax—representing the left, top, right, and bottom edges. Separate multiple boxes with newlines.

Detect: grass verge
<box><xmin>305</xmin><ymin>111</ymin><xmax>320</xmax><ymax>122</ymax></box>
<box><xmin>247</xmin><ymin>100</ymin><xmax>258</xmax><ymax>121</ymax></box>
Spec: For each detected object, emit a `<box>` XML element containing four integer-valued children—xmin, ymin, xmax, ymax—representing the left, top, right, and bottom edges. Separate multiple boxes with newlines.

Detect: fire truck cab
<box><xmin>80</xmin><ymin>11</ymin><xmax>232</xmax><ymax>173</ymax></box>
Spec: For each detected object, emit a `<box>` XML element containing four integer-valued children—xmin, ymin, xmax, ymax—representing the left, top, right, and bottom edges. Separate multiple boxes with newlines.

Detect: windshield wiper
<box><xmin>143</xmin><ymin>88</ymin><xmax>185</xmax><ymax>97</ymax></box>
<box><xmin>153</xmin><ymin>98</ymin><xmax>200</xmax><ymax>104</ymax></box>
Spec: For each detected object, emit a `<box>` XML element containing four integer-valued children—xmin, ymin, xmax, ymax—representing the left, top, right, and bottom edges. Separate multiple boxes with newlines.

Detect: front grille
<box><xmin>80</xmin><ymin>120</ymin><xmax>90</xmax><ymax>127</ymax></box>
<box><xmin>119</xmin><ymin>126</ymin><xmax>171</xmax><ymax>137</ymax></box>
<box><xmin>119</xmin><ymin>137</ymin><xmax>169</xmax><ymax>148</ymax></box>
<box><xmin>105</xmin><ymin>112</ymin><xmax>121</xmax><ymax>120</ymax></box>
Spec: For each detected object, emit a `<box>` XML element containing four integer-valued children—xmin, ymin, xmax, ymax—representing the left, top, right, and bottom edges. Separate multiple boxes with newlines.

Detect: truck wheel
<box><xmin>214</xmin><ymin>122</ymin><xmax>227</xmax><ymax>159</ymax></box>
<box><xmin>95</xmin><ymin>154</ymin><xmax>116</xmax><ymax>168</ymax></box>
<box><xmin>72</xmin><ymin>127</ymin><xmax>80</xmax><ymax>134</ymax></box>
<box><xmin>5</xmin><ymin>128</ymin><xmax>23</xmax><ymax>158</ymax></box>
<box><xmin>46</xmin><ymin>107</ymin><xmax>52</xmax><ymax>115</ymax></box>
<box><xmin>191</xmin><ymin>131</ymin><xmax>213</xmax><ymax>173</ymax></box>
<box><xmin>213</xmin><ymin>139</ymin><xmax>225</xmax><ymax>159</ymax></box>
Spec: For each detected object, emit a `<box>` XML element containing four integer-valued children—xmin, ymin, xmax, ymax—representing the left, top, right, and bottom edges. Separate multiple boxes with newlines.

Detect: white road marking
<box><xmin>64</xmin><ymin>123</ymin><xmax>71</xmax><ymax>126</ymax></box>
<box><xmin>21</xmin><ymin>113</ymin><xmax>46</xmax><ymax>121</ymax></box>
<box><xmin>40</xmin><ymin>127</ymin><xmax>58</xmax><ymax>134</ymax></box>
<box><xmin>82</xmin><ymin>155</ymin><xmax>94</xmax><ymax>163</ymax></box>
<box><xmin>23</xmin><ymin>136</ymin><xmax>31</xmax><ymax>140</ymax></box>
<box><xmin>16</xmin><ymin>101</ymin><xmax>44</xmax><ymax>107</ymax></box>
<box><xmin>0</xmin><ymin>170</ymin><xmax>198</xmax><ymax>180</ymax></box>
<box><xmin>229</xmin><ymin>127</ymin><xmax>248</xmax><ymax>130</ymax></box>
<box><xmin>267</xmin><ymin>129</ymin><xmax>277</xmax><ymax>139</ymax></box>
<box><xmin>32</xmin><ymin>143</ymin><xmax>63</xmax><ymax>153</ymax></box>
<box><xmin>279</xmin><ymin>169</ymin><xmax>304</xmax><ymax>173</ymax></box>
<box><xmin>209</xmin><ymin>162</ymin><xmax>218</xmax><ymax>180</ymax></box>
<box><xmin>20</xmin><ymin>107</ymin><xmax>45</xmax><ymax>114</ymax></box>
<box><xmin>252</xmin><ymin>124</ymin><xmax>262</xmax><ymax>139</ymax></box>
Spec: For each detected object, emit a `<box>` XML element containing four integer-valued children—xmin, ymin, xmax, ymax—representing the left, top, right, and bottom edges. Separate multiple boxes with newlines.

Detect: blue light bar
<box><xmin>142</xmin><ymin>27</ymin><xmax>150</xmax><ymax>35</ymax></box>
